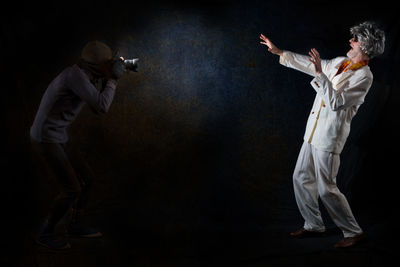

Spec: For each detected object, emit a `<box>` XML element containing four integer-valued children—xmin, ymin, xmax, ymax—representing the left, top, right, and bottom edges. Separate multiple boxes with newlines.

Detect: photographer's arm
<box><xmin>67</xmin><ymin>66</ymin><xmax>117</xmax><ymax>114</ymax></box>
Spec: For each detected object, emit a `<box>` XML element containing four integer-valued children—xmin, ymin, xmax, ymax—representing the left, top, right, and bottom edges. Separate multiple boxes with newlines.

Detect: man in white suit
<box><xmin>260</xmin><ymin>21</ymin><xmax>385</xmax><ymax>248</ymax></box>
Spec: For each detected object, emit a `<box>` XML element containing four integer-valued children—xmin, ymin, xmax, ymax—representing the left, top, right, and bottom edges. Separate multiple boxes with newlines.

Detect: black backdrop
<box><xmin>2</xmin><ymin>0</ymin><xmax>400</xmax><ymax>266</ymax></box>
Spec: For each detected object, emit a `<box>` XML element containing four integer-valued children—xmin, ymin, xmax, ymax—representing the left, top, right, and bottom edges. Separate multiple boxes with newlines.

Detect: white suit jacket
<box><xmin>279</xmin><ymin>51</ymin><xmax>373</xmax><ymax>154</ymax></box>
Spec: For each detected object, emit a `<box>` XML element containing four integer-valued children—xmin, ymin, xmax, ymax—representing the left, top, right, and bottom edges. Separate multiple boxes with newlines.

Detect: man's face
<box><xmin>346</xmin><ymin>36</ymin><xmax>363</xmax><ymax>59</ymax></box>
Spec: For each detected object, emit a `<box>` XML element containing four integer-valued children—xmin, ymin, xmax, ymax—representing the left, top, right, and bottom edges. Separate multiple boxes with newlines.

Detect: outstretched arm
<box><xmin>260</xmin><ymin>34</ymin><xmax>332</xmax><ymax>78</ymax></box>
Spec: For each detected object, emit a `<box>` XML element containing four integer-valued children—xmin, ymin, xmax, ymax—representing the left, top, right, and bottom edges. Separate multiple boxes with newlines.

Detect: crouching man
<box><xmin>30</xmin><ymin>41</ymin><xmax>127</xmax><ymax>249</ymax></box>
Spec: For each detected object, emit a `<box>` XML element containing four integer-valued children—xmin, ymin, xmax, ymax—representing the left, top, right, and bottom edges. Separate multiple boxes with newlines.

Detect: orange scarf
<box><xmin>336</xmin><ymin>60</ymin><xmax>369</xmax><ymax>75</ymax></box>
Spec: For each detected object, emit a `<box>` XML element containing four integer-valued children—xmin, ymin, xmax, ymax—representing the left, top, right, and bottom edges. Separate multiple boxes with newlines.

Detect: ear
<box><xmin>360</xmin><ymin>48</ymin><xmax>370</xmax><ymax>60</ymax></box>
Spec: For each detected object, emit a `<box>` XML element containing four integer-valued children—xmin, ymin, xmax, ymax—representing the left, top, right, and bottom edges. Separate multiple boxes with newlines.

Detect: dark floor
<box><xmin>5</xmin><ymin>199</ymin><xmax>396</xmax><ymax>267</ymax></box>
<box><xmin>2</xmin><ymin>148</ymin><xmax>397</xmax><ymax>267</ymax></box>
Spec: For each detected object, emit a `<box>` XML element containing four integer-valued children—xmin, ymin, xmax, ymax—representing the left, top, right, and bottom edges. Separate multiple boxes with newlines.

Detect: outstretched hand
<box><xmin>308</xmin><ymin>48</ymin><xmax>322</xmax><ymax>75</ymax></box>
<box><xmin>259</xmin><ymin>34</ymin><xmax>283</xmax><ymax>56</ymax></box>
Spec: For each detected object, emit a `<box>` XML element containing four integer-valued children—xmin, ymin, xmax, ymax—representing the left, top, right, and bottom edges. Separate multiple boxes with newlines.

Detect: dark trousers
<box><xmin>30</xmin><ymin>139</ymin><xmax>94</xmax><ymax>232</ymax></box>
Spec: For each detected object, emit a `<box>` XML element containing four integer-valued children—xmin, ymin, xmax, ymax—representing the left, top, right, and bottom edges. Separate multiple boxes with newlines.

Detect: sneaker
<box><xmin>36</xmin><ymin>233</ymin><xmax>71</xmax><ymax>250</ymax></box>
<box><xmin>67</xmin><ymin>223</ymin><xmax>103</xmax><ymax>238</ymax></box>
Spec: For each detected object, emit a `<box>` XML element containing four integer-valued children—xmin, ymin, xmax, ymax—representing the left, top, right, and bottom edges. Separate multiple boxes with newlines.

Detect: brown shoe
<box><xmin>334</xmin><ymin>234</ymin><xmax>364</xmax><ymax>248</ymax></box>
<box><xmin>290</xmin><ymin>228</ymin><xmax>326</xmax><ymax>238</ymax></box>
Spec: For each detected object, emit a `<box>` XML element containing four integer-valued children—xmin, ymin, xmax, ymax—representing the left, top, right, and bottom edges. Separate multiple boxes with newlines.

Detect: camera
<box><xmin>123</xmin><ymin>58</ymin><xmax>139</xmax><ymax>72</ymax></box>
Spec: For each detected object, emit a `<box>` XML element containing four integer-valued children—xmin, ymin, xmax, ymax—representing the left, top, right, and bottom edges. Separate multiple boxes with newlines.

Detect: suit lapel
<box><xmin>330</xmin><ymin>58</ymin><xmax>354</xmax><ymax>89</ymax></box>
<box><xmin>332</xmin><ymin>71</ymin><xmax>353</xmax><ymax>88</ymax></box>
<box><xmin>327</xmin><ymin>58</ymin><xmax>346</xmax><ymax>80</ymax></box>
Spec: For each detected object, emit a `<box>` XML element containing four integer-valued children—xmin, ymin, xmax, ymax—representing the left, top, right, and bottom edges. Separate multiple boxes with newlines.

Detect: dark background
<box><xmin>1</xmin><ymin>0</ymin><xmax>399</xmax><ymax>266</ymax></box>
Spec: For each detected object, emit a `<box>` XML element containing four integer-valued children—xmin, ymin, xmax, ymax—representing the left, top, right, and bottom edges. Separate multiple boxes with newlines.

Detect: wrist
<box><xmin>108</xmin><ymin>78</ymin><xmax>118</xmax><ymax>87</ymax></box>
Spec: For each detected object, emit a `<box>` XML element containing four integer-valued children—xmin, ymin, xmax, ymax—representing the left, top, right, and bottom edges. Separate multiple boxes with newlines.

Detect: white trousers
<box><xmin>293</xmin><ymin>142</ymin><xmax>363</xmax><ymax>238</ymax></box>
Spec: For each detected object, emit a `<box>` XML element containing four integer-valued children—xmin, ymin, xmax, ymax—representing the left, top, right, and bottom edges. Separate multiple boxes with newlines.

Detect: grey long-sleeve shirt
<box><xmin>30</xmin><ymin>64</ymin><xmax>117</xmax><ymax>143</ymax></box>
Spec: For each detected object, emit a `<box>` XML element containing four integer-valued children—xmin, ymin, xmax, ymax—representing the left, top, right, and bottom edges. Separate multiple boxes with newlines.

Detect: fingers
<box><xmin>260</xmin><ymin>34</ymin><xmax>273</xmax><ymax>49</ymax></box>
<box><xmin>308</xmin><ymin>48</ymin><xmax>320</xmax><ymax>62</ymax></box>
<box><xmin>259</xmin><ymin>34</ymin><xmax>281</xmax><ymax>55</ymax></box>
<box><xmin>259</xmin><ymin>33</ymin><xmax>269</xmax><ymax>42</ymax></box>
<box><xmin>308</xmin><ymin>49</ymin><xmax>315</xmax><ymax>58</ymax></box>
<box><xmin>308</xmin><ymin>48</ymin><xmax>322</xmax><ymax>74</ymax></box>
<box><xmin>309</xmin><ymin>48</ymin><xmax>320</xmax><ymax>58</ymax></box>
<box><xmin>308</xmin><ymin>51</ymin><xmax>315</xmax><ymax>60</ymax></box>
<box><xmin>308</xmin><ymin>49</ymin><xmax>317</xmax><ymax>63</ymax></box>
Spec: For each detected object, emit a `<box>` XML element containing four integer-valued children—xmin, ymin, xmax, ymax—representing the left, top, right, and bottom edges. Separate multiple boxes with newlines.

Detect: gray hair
<box><xmin>350</xmin><ymin>21</ymin><xmax>385</xmax><ymax>58</ymax></box>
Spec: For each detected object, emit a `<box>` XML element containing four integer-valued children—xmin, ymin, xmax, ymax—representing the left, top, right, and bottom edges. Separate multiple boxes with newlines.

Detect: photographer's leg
<box><xmin>36</xmin><ymin>142</ymin><xmax>81</xmax><ymax>249</ymax></box>
<box><xmin>65</xmin><ymin>144</ymin><xmax>102</xmax><ymax>238</ymax></box>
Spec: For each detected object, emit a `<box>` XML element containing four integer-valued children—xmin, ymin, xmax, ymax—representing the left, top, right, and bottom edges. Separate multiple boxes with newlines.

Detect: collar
<box><xmin>338</xmin><ymin>59</ymin><xmax>369</xmax><ymax>74</ymax></box>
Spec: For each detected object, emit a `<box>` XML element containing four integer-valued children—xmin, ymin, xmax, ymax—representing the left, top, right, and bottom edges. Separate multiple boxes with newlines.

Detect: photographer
<box><xmin>30</xmin><ymin>40</ymin><xmax>129</xmax><ymax>249</ymax></box>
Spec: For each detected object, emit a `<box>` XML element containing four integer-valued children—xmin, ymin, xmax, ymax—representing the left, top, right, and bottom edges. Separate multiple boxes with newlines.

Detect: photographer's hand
<box><xmin>111</xmin><ymin>57</ymin><xmax>126</xmax><ymax>80</ymax></box>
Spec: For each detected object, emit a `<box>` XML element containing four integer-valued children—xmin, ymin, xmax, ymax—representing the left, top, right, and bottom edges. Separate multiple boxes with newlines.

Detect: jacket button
<box><xmin>312</xmin><ymin>112</ymin><xmax>314</xmax><ymax>114</ymax></box>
